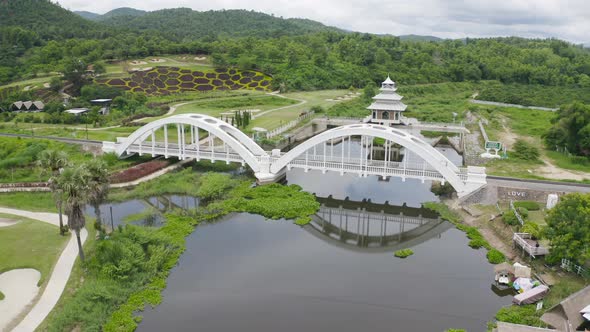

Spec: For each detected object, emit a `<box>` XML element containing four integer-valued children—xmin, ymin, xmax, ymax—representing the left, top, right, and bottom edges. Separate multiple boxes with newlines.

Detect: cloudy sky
<box><xmin>58</xmin><ymin>0</ymin><xmax>589</xmax><ymax>44</ymax></box>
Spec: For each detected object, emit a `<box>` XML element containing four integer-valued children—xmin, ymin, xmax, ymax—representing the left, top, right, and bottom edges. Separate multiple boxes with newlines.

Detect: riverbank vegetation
<box><xmin>41</xmin><ymin>164</ymin><xmax>321</xmax><ymax>331</ymax></box>
<box><xmin>423</xmin><ymin>202</ymin><xmax>505</xmax><ymax>264</ymax></box>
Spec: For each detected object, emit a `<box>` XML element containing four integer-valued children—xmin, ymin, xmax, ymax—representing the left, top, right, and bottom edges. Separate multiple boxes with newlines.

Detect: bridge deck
<box><xmin>125</xmin><ymin>143</ymin><xmax>471</xmax><ymax>182</ymax></box>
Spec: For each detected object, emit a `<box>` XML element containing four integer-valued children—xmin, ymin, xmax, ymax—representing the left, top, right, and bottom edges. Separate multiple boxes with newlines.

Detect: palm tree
<box><xmin>85</xmin><ymin>159</ymin><xmax>110</xmax><ymax>235</ymax></box>
<box><xmin>37</xmin><ymin>150</ymin><xmax>69</xmax><ymax>235</ymax></box>
<box><xmin>58</xmin><ymin>166</ymin><xmax>91</xmax><ymax>261</ymax></box>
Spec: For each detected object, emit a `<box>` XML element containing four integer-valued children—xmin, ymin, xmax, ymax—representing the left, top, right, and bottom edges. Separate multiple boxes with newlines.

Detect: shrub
<box><xmin>521</xmin><ymin>222</ymin><xmax>544</xmax><ymax>240</ymax></box>
<box><xmin>394</xmin><ymin>249</ymin><xmax>414</xmax><ymax>258</ymax></box>
<box><xmin>196</xmin><ymin>172</ymin><xmax>235</xmax><ymax>200</ymax></box>
<box><xmin>517</xmin><ymin>207</ymin><xmax>529</xmax><ymax>218</ymax></box>
<box><xmin>0</xmin><ymin>290</ymin><xmax>4</xmax><ymax>300</ymax></box>
<box><xmin>431</xmin><ymin>181</ymin><xmax>456</xmax><ymax>197</ymax></box>
<box><xmin>513</xmin><ymin>201</ymin><xmax>540</xmax><ymax>211</ymax></box>
<box><xmin>513</xmin><ymin>139</ymin><xmax>540</xmax><ymax>161</ymax></box>
<box><xmin>487</xmin><ymin>249</ymin><xmax>506</xmax><ymax>264</ymax></box>
<box><xmin>502</xmin><ymin>210</ymin><xmax>520</xmax><ymax>226</ymax></box>
<box><xmin>495</xmin><ymin>305</ymin><xmax>546</xmax><ymax>327</ymax></box>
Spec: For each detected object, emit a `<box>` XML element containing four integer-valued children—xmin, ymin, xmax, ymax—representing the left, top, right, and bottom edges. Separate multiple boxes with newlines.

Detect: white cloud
<box><xmin>57</xmin><ymin>0</ymin><xmax>590</xmax><ymax>43</ymax></box>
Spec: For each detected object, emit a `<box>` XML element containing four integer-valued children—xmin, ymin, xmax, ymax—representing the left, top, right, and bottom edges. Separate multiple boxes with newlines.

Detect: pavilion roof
<box><xmin>367</xmin><ymin>102</ymin><xmax>407</xmax><ymax>112</ymax></box>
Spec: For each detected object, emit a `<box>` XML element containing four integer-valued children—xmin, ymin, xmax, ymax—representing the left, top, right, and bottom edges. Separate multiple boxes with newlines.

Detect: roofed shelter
<box><xmin>541</xmin><ymin>285</ymin><xmax>590</xmax><ymax>331</ymax></box>
<box><xmin>368</xmin><ymin>76</ymin><xmax>407</xmax><ymax>126</ymax></box>
<box><xmin>10</xmin><ymin>100</ymin><xmax>44</xmax><ymax>112</ymax></box>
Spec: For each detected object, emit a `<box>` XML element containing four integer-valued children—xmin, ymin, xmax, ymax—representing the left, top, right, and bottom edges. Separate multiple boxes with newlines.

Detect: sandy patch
<box><xmin>537</xmin><ymin>160</ymin><xmax>590</xmax><ymax>181</ymax></box>
<box><xmin>194</xmin><ymin>56</ymin><xmax>207</xmax><ymax>60</ymax></box>
<box><xmin>129</xmin><ymin>60</ymin><xmax>147</xmax><ymax>65</ymax></box>
<box><xmin>0</xmin><ymin>217</ymin><xmax>19</xmax><ymax>227</ymax></box>
<box><xmin>0</xmin><ymin>269</ymin><xmax>41</xmax><ymax>330</ymax></box>
<box><xmin>149</xmin><ymin>58</ymin><xmax>166</xmax><ymax>63</ymax></box>
<box><xmin>43</xmin><ymin>83</ymin><xmax>50</xmax><ymax>88</ymax></box>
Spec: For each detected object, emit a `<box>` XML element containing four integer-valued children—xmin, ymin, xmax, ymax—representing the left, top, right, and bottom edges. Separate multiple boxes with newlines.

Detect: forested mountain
<box><xmin>74</xmin><ymin>11</ymin><xmax>101</xmax><ymax>20</ymax></box>
<box><xmin>2</xmin><ymin>0</ymin><xmax>590</xmax><ymax>95</ymax></box>
<box><xmin>75</xmin><ymin>8</ymin><xmax>147</xmax><ymax>21</ymax></box>
<box><xmin>399</xmin><ymin>35</ymin><xmax>443</xmax><ymax>42</ymax></box>
<box><xmin>98</xmin><ymin>8</ymin><xmax>342</xmax><ymax>40</ymax></box>
<box><xmin>0</xmin><ymin>0</ymin><xmax>109</xmax><ymax>40</ymax></box>
<box><xmin>100</xmin><ymin>7</ymin><xmax>147</xmax><ymax>20</ymax></box>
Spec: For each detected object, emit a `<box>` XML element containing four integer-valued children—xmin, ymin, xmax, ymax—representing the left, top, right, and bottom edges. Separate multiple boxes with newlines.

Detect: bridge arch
<box><xmin>271</xmin><ymin>123</ymin><xmax>467</xmax><ymax>193</ymax></box>
<box><xmin>114</xmin><ymin>114</ymin><xmax>266</xmax><ymax>172</ymax></box>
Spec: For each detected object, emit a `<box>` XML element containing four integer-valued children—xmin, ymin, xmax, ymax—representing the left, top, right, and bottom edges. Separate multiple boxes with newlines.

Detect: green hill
<box><xmin>0</xmin><ymin>0</ymin><xmax>105</xmax><ymax>40</ymax></box>
<box><xmin>99</xmin><ymin>8</ymin><xmax>342</xmax><ymax>40</ymax></box>
<box><xmin>100</xmin><ymin>7</ymin><xmax>147</xmax><ymax>20</ymax></box>
<box><xmin>74</xmin><ymin>11</ymin><xmax>101</xmax><ymax>20</ymax></box>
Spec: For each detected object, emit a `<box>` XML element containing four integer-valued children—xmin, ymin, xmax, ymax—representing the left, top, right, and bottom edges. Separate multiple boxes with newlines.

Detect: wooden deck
<box><xmin>513</xmin><ymin>233</ymin><xmax>549</xmax><ymax>258</ymax></box>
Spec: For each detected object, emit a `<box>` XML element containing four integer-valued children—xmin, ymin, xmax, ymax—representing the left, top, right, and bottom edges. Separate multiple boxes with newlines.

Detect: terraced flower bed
<box><xmin>96</xmin><ymin>67</ymin><xmax>273</xmax><ymax>95</ymax></box>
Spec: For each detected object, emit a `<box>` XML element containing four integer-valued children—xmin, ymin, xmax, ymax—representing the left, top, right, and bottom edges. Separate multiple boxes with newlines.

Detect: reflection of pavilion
<box><xmin>306</xmin><ymin>198</ymin><xmax>452</xmax><ymax>253</ymax></box>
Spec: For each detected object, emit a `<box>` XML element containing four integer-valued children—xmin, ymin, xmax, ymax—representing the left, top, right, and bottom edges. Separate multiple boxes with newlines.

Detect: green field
<box><xmin>0</xmin><ymin>213</ymin><xmax>69</xmax><ymax>285</ymax></box>
<box><xmin>104</xmin><ymin>55</ymin><xmax>214</xmax><ymax>76</ymax></box>
<box><xmin>0</xmin><ymin>137</ymin><xmax>154</xmax><ymax>183</ymax></box>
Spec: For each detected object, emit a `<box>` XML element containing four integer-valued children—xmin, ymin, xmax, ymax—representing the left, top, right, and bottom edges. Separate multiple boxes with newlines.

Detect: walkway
<box><xmin>0</xmin><ymin>207</ymin><xmax>88</xmax><ymax>332</ymax></box>
<box><xmin>469</xmin><ymin>99</ymin><xmax>558</xmax><ymax>112</ymax></box>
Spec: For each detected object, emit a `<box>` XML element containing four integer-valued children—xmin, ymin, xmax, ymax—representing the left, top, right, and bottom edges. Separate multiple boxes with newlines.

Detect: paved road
<box><xmin>487</xmin><ymin>175</ymin><xmax>590</xmax><ymax>193</ymax></box>
<box><xmin>0</xmin><ymin>132</ymin><xmax>102</xmax><ymax>146</ymax></box>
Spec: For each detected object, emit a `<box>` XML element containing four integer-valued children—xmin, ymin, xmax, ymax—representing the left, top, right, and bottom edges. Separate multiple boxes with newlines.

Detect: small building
<box><xmin>368</xmin><ymin>76</ymin><xmax>407</xmax><ymax>126</ymax></box>
<box><xmin>64</xmin><ymin>108</ymin><xmax>90</xmax><ymax>116</ymax></box>
<box><xmin>10</xmin><ymin>100</ymin><xmax>45</xmax><ymax>112</ymax></box>
<box><xmin>90</xmin><ymin>99</ymin><xmax>112</xmax><ymax>115</ymax></box>
<box><xmin>541</xmin><ymin>285</ymin><xmax>590</xmax><ymax>331</ymax></box>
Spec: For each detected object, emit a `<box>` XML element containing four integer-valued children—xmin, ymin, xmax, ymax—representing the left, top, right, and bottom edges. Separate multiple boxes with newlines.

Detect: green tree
<box><xmin>544</xmin><ymin>193</ymin><xmax>590</xmax><ymax>264</ymax></box>
<box><xmin>49</xmin><ymin>76</ymin><xmax>63</xmax><ymax>92</ymax></box>
<box><xmin>85</xmin><ymin>159</ymin><xmax>110</xmax><ymax>236</ymax></box>
<box><xmin>545</xmin><ymin>103</ymin><xmax>590</xmax><ymax>155</ymax></box>
<box><xmin>362</xmin><ymin>81</ymin><xmax>377</xmax><ymax>102</ymax></box>
<box><xmin>62</xmin><ymin>58</ymin><xmax>87</xmax><ymax>95</ymax></box>
<box><xmin>37</xmin><ymin>150</ymin><xmax>69</xmax><ymax>235</ymax></box>
<box><xmin>58</xmin><ymin>166</ymin><xmax>91</xmax><ymax>261</ymax></box>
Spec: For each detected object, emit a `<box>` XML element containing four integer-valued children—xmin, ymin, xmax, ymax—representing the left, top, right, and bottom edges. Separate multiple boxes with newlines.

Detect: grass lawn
<box><xmin>0</xmin><ymin>213</ymin><xmax>69</xmax><ymax>285</ymax></box>
<box><xmin>0</xmin><ymin>192</ymin><xmax>56</xmax><ymax>212</ymax></box>
<box><xmin>104</xmin><ymin>54</ymin><xmax>213</xmax><ymax>76</ymax></box>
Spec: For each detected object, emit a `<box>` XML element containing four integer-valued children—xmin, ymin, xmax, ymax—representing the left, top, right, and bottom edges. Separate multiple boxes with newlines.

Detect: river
<box><xmin>91</xmin><ymin>143</ymin><xmax>511</xmax><ymax>331</ymax></box>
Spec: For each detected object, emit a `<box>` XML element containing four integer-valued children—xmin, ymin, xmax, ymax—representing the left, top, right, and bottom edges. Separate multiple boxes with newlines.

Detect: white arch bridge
<box><xmin>103</xmin><ymin>114</ymin><xmax>486</xmax><ymax>197</ymax></box>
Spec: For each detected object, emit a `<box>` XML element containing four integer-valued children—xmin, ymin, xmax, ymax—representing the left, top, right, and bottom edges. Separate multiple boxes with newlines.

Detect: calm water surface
<box><xmin>133</xmin><ymin>145</ymin><xmax>511</xmax><ymax>332</ymax></box>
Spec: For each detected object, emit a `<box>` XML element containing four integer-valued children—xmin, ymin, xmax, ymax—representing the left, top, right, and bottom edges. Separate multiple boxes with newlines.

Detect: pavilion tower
<box><xmin>368</xmin><ymin>76</ymin><xmax>407</xmax><ymax>126</ymax></box>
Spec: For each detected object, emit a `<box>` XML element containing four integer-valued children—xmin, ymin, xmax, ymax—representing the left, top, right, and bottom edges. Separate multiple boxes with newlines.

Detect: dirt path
<box><xmin>537</xmin><ymin>158</ymin><xmax>590</xmax><ymax>181</ymax></box>
<box><xmin>499</xmin><ymin>117</ymin><xmax>518</xmax><ymax>150</ymax></box>
<box><xmin>496</xmin><ymin>116</ymin><xmax>590</xmax><ymax>181</ymax></box>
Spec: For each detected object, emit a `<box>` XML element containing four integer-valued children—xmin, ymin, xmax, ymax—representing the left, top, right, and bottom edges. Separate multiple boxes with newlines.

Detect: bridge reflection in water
<box><xmin>307</xmin><ymin>197</ymin><xmax>452</xmax><ymax>253</ymax></box>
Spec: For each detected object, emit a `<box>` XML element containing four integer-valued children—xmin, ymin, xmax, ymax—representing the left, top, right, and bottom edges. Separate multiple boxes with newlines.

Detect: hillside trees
<box><xmin>545</xmin><ymin>103</ymin><xmax>590</xmax><ymax>156</ymax></box>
